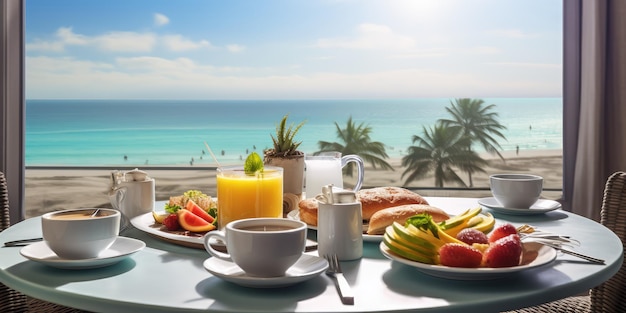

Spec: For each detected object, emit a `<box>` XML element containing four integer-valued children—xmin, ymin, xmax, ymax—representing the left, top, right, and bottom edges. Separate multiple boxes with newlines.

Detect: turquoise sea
<box><xmin>25</xmin><ymin>98</ymin><xmax>562</xmax><ymax>166</ymax></box>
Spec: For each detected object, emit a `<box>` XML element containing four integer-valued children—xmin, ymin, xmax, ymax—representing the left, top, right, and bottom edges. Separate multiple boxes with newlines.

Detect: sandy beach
<box><xmin>24</xmin><ymin>149</ymin><xmax>563</xmax><ymax>218</ymax></box>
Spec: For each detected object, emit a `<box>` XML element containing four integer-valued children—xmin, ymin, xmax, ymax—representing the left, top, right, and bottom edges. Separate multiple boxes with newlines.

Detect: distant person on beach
<box><xmin>124</xmin><ymin>155</ymin><xmax>127</xmax><ymax>161</ymax></box>
<box><xmin>221</xmin><ymin>150</ymin><xmax>225</xmax><ymax>156</ymax></box>
<box><xmin>516</xmin><ymin>145</ymin><xmax>519</xmax><ymax>155</ymax></box>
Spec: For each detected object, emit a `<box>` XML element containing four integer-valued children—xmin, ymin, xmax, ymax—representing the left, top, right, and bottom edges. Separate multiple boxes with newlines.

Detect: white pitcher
<box><xmin>109</xmin><ymin>168</ymin><xmax>155</xmax><ymax>231</ymax></box>
<box><xmin>304</xmin><ymin>152</ymin><xmax>364</xmax><ymax>198</ymax></box>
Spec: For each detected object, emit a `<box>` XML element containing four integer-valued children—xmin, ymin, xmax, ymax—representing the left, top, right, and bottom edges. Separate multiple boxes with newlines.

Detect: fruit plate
<box><xmin>287</xmin><ymin>210</ymin><xmax>383</xmax><ymax>242</ymax></box>
<box><xmin>379</xmin><ymin>241</ymin><xmax>557</xmax><ymax>280</ymax></box>
<box><xmin>131</xmin><ymin>211</ymin><xmax>319</xmax><ymax>251</ymax></box>
<box><xmin>131</xmin><ymin>211</ymin><xmax>208</xmax><ymax>249</ymax></box>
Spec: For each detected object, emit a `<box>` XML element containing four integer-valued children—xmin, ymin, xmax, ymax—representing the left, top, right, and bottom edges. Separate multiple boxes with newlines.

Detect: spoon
<box><xmin>3</xmin><ymin>237</ymin><xmax>43</xmax><ymax>247</ymax></box>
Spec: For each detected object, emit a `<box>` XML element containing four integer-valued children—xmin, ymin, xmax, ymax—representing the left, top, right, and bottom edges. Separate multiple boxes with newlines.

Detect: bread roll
<box><xmin>298</xmin><ymin>187</ymin><xmax>428</xmax><ymax>227</ymax></box>
<box><xmin>366</xmin><ymin>204</ymin><xmax>450</xmax><ymax>235</ymax></box>
<box><xmin>357</xmin><ymin>187</ymin><xmax>429</xmax><ymax>220</ymax></box>
<box><xmin>298</xmin><ymin>198</ymin><xmax>319</xmax><ymax>226</ymax></box>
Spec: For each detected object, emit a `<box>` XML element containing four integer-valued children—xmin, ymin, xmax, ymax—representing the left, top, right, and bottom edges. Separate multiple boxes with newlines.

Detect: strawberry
<box><xmin>438</xmin><ymin>243</ymin><xmax>483</xmax><ymax>268</ymax></box>
<box><xmin>162</xmin><ymin>213</ymin><xmax>181</xmax><ymax>231</ymax></box>
<box><xmin>488</xmin><ymin>223</ymin><xmax>518</xmax><ymax>243</ymax></box>
<box><xmin>457</xmin><ymin>228</ymin><xmax>489</xmax><ymax>245</ymax></box>
<box><xmin>483</xmin><ymin>234</ymin><xmax>522</xmax><ymax>268</ymax></box>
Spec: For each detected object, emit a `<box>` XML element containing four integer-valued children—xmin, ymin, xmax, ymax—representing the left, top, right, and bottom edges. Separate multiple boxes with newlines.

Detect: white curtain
<box><xmin>564</xmin><ymin>0</ymin><xmax>626</xmax><ymax>221</ymax></box>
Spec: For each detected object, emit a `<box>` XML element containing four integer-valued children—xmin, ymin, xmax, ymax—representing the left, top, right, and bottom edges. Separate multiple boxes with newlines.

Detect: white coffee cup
<box><xmin>204</xmin><ymin>218</ymin><xmax>307</xmax><ymax>277</ymax></box>
<box><xmin>490</xmin><ymin>174</ymin><xmax>543</xmax><ymax>208</ymax></box>
<box><xmin>41</xmin><ymin>208</ymin><xmax>120</xmax><ymax>259</ymax></box>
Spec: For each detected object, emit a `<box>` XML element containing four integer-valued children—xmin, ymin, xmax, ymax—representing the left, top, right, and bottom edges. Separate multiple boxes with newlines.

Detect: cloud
<box><xmin>486</xmin><ymin>29</ymin><xmax>533</xmax><ymax>38</ymax></box>
<box><xmin>94</xmin><ymin>31</ymin><xmax>157</xmax><ymax>52</ymax></box>
<box><xmin>388</xmin><ymin>49</ymin><xmax>449</xmax><ymax>59</ymax></box>
<box><xmin>25</xmin><ymin>54</ymin><xmax>561</xmax><ymax>99</ymax></box>
<box><xmin>115</xmin><ymin>56</ymin><xmax>198</xmax><ymax>73</ymax></box>
<box><xmin>226</xmin><ymin>44</ymin><xmax>246</xmax><ymax>53</ymax></box>
<box><xmin>26</xmin><ymin>40</ymin><xmax>65</xmax><ymax>52</ymax></box>
<box><xmin>154</xmin><ymin>13</ymin><xmax>170</xmax><ymax>27</ymax></box>
<box><xmin>56</xmin><ymin>27</ymin><xmax>89</xmax><ymax>45</ymax></box>
<box><xmin>315</xmin><ymin>23</ymin><xmax>416</xmax><ymax>50</ymax></box>
<box><xmin>26</xmin><ymin>27</ymin><xmax>217</xmax><ymax>53</ymax></box>
<box><xmin>25</xmin><ymin>27</ymin><xmax>85</xmax><ymax>52</ymax></box>
<box><xmin>487</xmin><ymin>62</ymin><xmax>561</xmax><ymax>69</ymax></box>
<box><xmin>161</xmin><ymin>35</ymin><xmax>212</xmax><ymax>51</ymax></box>
<box><xmin>468</xmin><ymin>46</ymin><xmax>501</xmax><ymax>54</ymax></box>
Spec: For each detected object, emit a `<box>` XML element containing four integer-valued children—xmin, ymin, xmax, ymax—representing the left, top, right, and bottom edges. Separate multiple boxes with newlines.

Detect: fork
<box><xmin>324</xmin><ymin>254</ymin><xmax>354</xmax><ymax>305</ymax></box>
<box><xmin>517</xmin><ymin>224</ymin><xmax>605</xmax><ymax>264</ymax></box>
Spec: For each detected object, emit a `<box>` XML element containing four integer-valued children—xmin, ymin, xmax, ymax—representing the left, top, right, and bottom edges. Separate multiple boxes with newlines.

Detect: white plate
<box><xmin>380</xmin><ymin>241</ymin><xmax>557</xmax><ymax>280</ymax></box>
<box><xmin>478</xmin><ymin>197</ymin><xmax>562</xmax><ymax>215</ymax></box>
<box><xmin>132</xmin><ymin>211</ymin><xmax>318</xmax><ymax>251</ymax></box>
<box><xmin>203</xmin><ymin>254</ymin><xmax>328</xmax><ymax>288</ymax></box>
<box><xmin>287</xmin><ymin>210</ymin><xmax>382</xmax><ymax>242</ymax></box>
<box><xmin>131</xmin><ymin>211</ymin><xmax>208</xmax><ymax>248</ymax></box>
<box><xmin>20</xmin><ymin>237</ymin><xmax>145</xmax><ymax>270</ymax></box>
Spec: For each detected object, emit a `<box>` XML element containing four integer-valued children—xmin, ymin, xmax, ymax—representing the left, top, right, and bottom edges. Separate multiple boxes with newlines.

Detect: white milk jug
<box><xmin>109</xmin><ymin>168</ymin><xmax>155</xmax><ymax>231</ymax></box>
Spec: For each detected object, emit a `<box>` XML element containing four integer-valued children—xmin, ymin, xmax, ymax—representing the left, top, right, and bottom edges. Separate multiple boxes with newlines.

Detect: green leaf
<box><xmin>244</xmin><ymin>152</ymin><xmax>264</xmax><ymax>175</ymax></box>
<box><xmin>405</xmin><ymin>213</ymin><xmax>441</xmax><ymax>239</ymax></box>
<box><xmin>164</xmin><ymin>203</ymin><xmax>181</xmax><ymax>214</ymax></box>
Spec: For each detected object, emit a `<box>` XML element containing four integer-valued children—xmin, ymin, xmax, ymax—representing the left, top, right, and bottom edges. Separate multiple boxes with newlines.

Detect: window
<box><xmin>18</xmin><ymin>0</ymin><xmax>562</xmax><ymax>218</ymax></box>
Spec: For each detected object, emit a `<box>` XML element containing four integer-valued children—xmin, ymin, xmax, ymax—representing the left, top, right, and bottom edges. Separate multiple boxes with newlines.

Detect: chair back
<box><xmin>0</xmin><ymin>171</ymin><xmax>28</xmax><ymax>311</ymax></box>
<box><xmin>590</xmin><ymin>171</ymin><xmax>626</xmax><ymax>312</ymax></box>
<box><xmin>1</xmin><ymin>171</ymin><xmax>11</xmax><ymax>231</ymax></box>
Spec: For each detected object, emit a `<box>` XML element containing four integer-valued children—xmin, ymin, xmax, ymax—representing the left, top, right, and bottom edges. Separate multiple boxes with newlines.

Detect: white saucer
<box><xmin>478</xmin><ymin>197</ymin><xmax>561</xmax><ymax>215</ymax></box>
<box><xmin>20</xmin><ymin>236</ymin><xmax>145</xmax><ymax>269</ymax></box>
<box><xmin>203</xmin><ymin>254</ymin><xmax>328</xmax><ymax>288</ymax></box>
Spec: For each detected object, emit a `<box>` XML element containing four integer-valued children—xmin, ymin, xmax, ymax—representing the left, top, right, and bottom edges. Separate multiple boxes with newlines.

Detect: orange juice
<box><xmin>217</xmin><ymin>166</ymin><xmax>283</xmax><ymax>229</ymax></box>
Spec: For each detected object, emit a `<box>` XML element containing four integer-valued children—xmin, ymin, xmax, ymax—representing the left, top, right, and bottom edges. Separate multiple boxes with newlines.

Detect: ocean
<box><xmin>25</xmin><ymin>98</ymin><xmax>562</xmax><ymax>166</ymax></box>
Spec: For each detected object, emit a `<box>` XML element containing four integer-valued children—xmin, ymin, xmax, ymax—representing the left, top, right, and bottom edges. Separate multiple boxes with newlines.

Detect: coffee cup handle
<box><xmin>341</xmin><ymin>154</ymin><xmax>364</xmax><ymax>192</ymax></box>
<box><xmin>203</xmin><ymin>231</ymin><xmax>232</xmax><ymax>261</ymax></box>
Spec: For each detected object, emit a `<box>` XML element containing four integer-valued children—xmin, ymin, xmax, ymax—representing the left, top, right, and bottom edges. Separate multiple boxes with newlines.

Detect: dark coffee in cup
<box><xmin>239</xmin><ymin>225</ymin><xmax>293</xmax><ymax>232</ymax></box>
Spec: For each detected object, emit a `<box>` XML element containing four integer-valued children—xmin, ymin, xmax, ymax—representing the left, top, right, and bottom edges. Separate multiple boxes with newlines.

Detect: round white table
<box><xmin>0</xmin><ymin>197</ymin><xmax>622</xmax><ymax>312</ymax></box>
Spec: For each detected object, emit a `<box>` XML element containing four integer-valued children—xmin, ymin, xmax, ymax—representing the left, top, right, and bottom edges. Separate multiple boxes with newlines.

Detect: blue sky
<box><xmin>25</xmin><ymin>0</ymin><xmax>562</xmax><ymax>100</ymax></box>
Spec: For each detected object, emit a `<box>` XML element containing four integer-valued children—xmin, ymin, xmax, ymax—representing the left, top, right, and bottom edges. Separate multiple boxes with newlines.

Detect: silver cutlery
<box><xmin>3</xmin><ymin>237</ymin><xmax>43</xmax><ymax>247</ymax></box>
<box><xmin>324</xmin><ymin>254</ymin><xmax>354</xmax><ymax>305</ymax></box>
<box><xmin>539</xmin><ymin>241</ymin><xmax>605</xmax><ymax>264</ymax></box>
<box><xmin>517</xmin><ymin>224</ymin><xmax>604</xmax><ymax>264</ymax></box>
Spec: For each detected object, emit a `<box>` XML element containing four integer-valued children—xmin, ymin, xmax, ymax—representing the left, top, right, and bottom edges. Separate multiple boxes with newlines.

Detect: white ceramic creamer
<box><xmin>316</xmin><ymin>185</ymin><xmax>363</xmax><ymax>261</ymax></box>
<box><xmin>109</xmin><ymin>168</ymin><xmax>155</xmax><ymax>231</ymax></box>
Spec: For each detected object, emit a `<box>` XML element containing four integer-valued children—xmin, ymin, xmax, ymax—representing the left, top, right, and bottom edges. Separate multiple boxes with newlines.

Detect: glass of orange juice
<box><xmin>216</xmin><ymin>165</ymin><xmax>283</xmax><ymax>230</ymax></box>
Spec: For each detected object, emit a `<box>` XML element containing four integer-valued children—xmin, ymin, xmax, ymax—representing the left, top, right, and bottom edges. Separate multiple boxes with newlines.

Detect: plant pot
<box><xmin>264</xmin><ymin>154</ymin><xmax>305</xmax><ymax>199</ymax></box>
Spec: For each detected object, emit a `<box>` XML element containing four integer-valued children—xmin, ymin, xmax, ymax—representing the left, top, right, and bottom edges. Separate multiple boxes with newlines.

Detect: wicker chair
<box><xmin>504</xmin><ymin>171</ymin><xmax>626</xmax><ymax>313</ymax></box>
<box><xmin>0</xmin><ymin>171</ymin><xmax>89</xmax><ymax>313</ymax></box>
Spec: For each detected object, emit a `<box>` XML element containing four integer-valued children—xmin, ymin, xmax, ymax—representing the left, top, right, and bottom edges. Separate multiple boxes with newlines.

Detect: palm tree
<box><xmin>438</xmin><ymin>98</ymin><xmax>507</xmax><ymax>187</ymax></box>
<box><xmin>317</xmin><ymin>116</ymin><xmax>393</xmax><ymax>176</ymax></box>
<box><xmin>402</xmin><ymin>122</ymin><xmax>487</xmax><ymax>188</ymax></box>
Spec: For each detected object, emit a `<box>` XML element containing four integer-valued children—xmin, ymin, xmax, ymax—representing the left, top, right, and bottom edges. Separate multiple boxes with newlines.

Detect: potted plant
<box><xmin>264</xmin><ymin>114</ymin><xmax>306</xmax><ymax>210</ymax></box>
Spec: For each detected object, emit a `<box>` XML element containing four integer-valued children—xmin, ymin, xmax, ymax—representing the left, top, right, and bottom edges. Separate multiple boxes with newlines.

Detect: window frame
<box><xmin>3</xmin><ymin>1</ymin><xmax>574</xmax><ymax>223</ymax></box>
<box><xmin>1</xmin><ymin>0</ymin><xmax>26</xmax><ymax>224</ymax></box>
